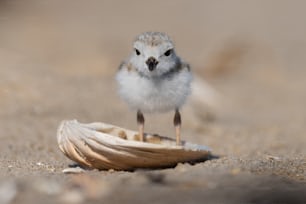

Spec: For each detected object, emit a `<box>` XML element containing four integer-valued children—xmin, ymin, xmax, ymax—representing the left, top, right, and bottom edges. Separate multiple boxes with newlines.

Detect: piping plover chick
<box><xmin>116</xmin><ymin>32</ymin><xmax>192</xmax><ymax>145</ymax></box>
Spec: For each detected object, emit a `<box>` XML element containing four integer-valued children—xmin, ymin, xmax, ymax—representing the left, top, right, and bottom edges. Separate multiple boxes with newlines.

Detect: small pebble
<box><xmin>230</xmin><ymin>168</ymin><xmax>241</xmax><ymax>175</ymax></box>
<box><xmin>63</xmin><ymin>167</ymin><xmax>86</xmax><ymax>174</ymax></box>
<box><xmin>266</xmin><ymin>155</ymin><xmax>281</xmax><ymax>161</ymax></box>
<box><xmin>0</xmin><ymin>180</ymin><xmax>17</xmax><ymax>204</ymax></box>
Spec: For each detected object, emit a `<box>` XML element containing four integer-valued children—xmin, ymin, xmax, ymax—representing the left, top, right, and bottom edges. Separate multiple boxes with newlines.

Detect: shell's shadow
<box><xmin>67</xmin><ymin>153</ymin><xmax>220</xmax><ymax>172</ymax></box>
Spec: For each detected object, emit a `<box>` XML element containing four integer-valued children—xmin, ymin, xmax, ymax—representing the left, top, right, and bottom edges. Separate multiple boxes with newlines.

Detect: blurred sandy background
<box><xmin>0</xmin><ymin>1</ymin><xmax>305</xmax><ymax>203</ymax></box>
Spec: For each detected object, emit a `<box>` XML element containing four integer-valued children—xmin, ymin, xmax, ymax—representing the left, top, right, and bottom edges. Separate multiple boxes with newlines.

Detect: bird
<box><xmin>116</xmin><ymin>32</ymin><xmax>192</xmax><ymax>145</ymax></box>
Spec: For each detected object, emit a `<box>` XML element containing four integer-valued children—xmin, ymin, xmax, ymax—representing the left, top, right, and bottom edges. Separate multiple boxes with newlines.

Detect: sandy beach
<box><xmin>0</xmin><ymin>1</ymin><xmax>305</xmax><ymax>203</ymax></box>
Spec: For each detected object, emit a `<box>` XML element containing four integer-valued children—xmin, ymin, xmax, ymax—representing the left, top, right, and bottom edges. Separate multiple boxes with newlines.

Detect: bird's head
<box><xmin>129</xmin><ymin>32</ymin><xmax>179</xmax><ymax>78</ymax></box>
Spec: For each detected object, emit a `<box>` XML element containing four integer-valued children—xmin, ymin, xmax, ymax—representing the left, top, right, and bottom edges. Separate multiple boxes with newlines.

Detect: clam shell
<box><xmin>57</xmin><ymin>120</ymin><xmax>211</xmax><ymax>170</ymax></box>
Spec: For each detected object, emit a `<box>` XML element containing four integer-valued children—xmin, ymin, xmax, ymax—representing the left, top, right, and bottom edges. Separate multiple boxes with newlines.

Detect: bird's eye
<box><xmin>135</xmin><ymin>49</ymin><xmax>141</xmax><ymax>56</ymax></box>
<box><xmin>164</xmin><ymin>49</ymin><xmax>172</xmax><ymax>56</ymax></box>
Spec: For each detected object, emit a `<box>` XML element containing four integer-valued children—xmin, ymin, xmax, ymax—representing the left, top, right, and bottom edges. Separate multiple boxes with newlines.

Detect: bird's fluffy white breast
<box><xmin>116</xmin><ymin>69</ymin><xmax>192</xmax><ymax>113</ymax></box>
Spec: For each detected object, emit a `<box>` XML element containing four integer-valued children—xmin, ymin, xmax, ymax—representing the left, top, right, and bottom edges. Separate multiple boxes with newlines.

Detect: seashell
<box><xmin>57</xmin><ymin>120</ymin><xmax>211</xmax><ymax>170</ymax></box>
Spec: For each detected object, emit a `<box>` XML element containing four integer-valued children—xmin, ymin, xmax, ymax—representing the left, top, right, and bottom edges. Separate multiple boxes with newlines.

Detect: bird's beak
<box><xmin>146</xmin><ymin>57</ymin><xmax>159</xmax><ymax>71</ymax></box>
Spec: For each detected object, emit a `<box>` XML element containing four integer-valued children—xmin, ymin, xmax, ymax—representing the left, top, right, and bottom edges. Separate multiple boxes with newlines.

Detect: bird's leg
<box><xmin>137</xmin><ymin>110</ymin><xmax>145</xmax><ymax>142</ymax></box>
<box><xmin>174</xmin><ymin>109</ymin><xmax>181</xmax><ymax>145</ymax></box>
